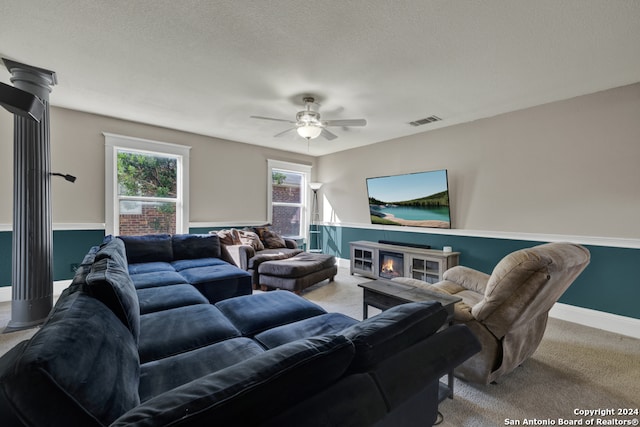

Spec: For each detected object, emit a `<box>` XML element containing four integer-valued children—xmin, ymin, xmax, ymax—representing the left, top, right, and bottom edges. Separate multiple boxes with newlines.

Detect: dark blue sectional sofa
<box><xmin>118</xmin><ymin>233</ymin><xmax>253</xmax><ymax>305</ymax></box>
<box><xmin>0</xmin><ymin>234</ymin><xmax>481</xmax><ymax>426</ymax></box>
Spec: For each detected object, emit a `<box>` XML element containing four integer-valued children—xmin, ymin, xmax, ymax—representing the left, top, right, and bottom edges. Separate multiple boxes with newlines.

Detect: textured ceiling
<box><xmin>1</xmin><ymin>1</ymin><xmax>639</xmax><ymax>156</ymax></box>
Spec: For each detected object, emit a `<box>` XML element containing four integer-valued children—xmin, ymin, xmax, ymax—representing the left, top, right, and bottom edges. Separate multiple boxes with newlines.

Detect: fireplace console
<box><xmin>350</xmin><ymin>240</ymin><xmax>460</xmax><ymax>284</ymax></box>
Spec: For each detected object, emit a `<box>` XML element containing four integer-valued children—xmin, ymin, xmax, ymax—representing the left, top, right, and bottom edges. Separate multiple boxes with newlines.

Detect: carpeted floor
<box><xmin>1</xmin><ymin>268</ymin><xmax>639</xmax><ymax>426</ymax></box>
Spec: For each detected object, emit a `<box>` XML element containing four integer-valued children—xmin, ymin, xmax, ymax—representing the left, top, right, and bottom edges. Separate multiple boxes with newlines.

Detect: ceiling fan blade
<box><xmin>250</xmin><ymin>115</ymin><xmax>295</xmax><ymax>124</ymax></box>
<box><xmin>273</xmin><ymin>127</ymin><xmax>296</xmax><ymax>138</ymax></box>
<box><xmin>323</xmin><ymin>119</ymin><xmax>367</xmax><ymax>127</ymax></box>
<box><xmin>321</xmin><ymin>128</ymin><xmax>338</xmax><ymax>141</ymax></box>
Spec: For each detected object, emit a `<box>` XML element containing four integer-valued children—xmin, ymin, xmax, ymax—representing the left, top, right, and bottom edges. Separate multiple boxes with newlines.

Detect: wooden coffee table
<box><xmin>357</xmin><ymin>278</ymin><xmax>462</xmax><ymax>402</ymax></box>
<box><xmin>358</xmin><ymin>278</ymin><xmax>461</xmax><ymax>321</ymax></box>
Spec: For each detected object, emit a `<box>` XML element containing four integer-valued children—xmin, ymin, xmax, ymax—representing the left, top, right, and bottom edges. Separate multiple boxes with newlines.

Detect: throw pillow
<box><xmin>238</xmin><ymin>230</ymin><xmax>264</xmax><ymax>251</ymax></box>
<box><xmin>217</xmin><ymin>229</ymin><xmax>241</xmax><ymax>246</ymax></box>
<box><xmin>261</xmin><ymin>230</ymin><xmax>287</xmax><ymax>249</ymax></box>
<box><xmin>252</xmin><ymin>225</ymin><xmax>287</xmax><ymax>249</ymax></box>
<box><xmin>252</xmin><ymin>225</ymin><xmax>271</xmax><ymax>240</ymax></box>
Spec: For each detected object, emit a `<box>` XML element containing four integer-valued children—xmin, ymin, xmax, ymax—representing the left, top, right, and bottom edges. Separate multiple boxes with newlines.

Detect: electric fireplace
<box><xmin>379</xmin><ymin>251</ymin><xmax>404</xmax><ymax>279</ymax></box>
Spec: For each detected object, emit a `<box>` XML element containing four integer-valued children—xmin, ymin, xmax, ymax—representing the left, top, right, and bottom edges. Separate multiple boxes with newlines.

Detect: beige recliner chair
<box><xmin>394</xmin><ymin>242</ymin><xmax>590</xmax><ymax>384</ymax></box>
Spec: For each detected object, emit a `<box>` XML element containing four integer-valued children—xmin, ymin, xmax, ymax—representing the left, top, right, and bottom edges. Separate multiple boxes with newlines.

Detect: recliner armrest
<box><xmin>443</xmin><ymin>265</ymin><xmax>490</xmax><ymax>294</ymax></box>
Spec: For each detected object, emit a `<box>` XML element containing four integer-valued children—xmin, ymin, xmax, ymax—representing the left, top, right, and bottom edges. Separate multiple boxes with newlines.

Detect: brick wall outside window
<box><xmin>119</xmin><ymin>204</ymin><xmax>176</xmax><ymax>235</ymax></box>
<box><xmin>272</xmin><ymin>184</ymin><xmax>301</xmax><ymax>236</ymax></box>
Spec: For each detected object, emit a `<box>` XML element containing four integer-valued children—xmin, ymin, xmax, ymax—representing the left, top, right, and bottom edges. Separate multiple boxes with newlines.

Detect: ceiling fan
<box><xmin>250</xmin><ymin>96</ymin><xmax>367</xmax><ymax>141</ymax></box>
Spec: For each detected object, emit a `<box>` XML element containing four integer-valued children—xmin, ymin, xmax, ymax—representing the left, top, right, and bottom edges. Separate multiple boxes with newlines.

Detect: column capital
<box><xmin>3</xmin><ymin>58</ymin><xmax>57</xmax><ymax>101</ymax></box>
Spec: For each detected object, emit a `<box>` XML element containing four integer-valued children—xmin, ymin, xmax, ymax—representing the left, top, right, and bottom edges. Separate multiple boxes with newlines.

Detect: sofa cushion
<box><xmin>260</xmin><ymin>373</ymin><xmax>388</xmax><ymax>427</ymax></box>
<box><xmin>94</xmin><ymin>236</ymin><xmax>129</xmax><ymax>269</ymax></box>
<box><xmin>128</xmin><ymin>261</ymin><xmax>175</xmax><ymax>275</ymax></box>
<box><xmin>172</xmin><ymin>233</ymin><xmax>221</xmax><ymax>260</ymax></box>
<box><xmin>137</xmin><ymin>284</ymin><xmax>209</xmax><ymax>314</ymax></box>
<box><xmin>138</xmin><ymin>304</ymin><xmax>241</xmax><ymax>363</ymax></box>
<box><xmin>79</xmin><ymin>244</ymin><xmax>100</xmax><ymax>265</ymax></box>
<box><xmin>255</xmin><ymin>312</ymin><xmax>359</xmax><ymax>349</ymax></box>
<box><xmin>111</xmin><ymin>335</ymin><xmax>355</xmax><ymax>427</ymax></box>
<box><xmin>216</xmin><ymin>290</ymin><xmax>327</xmax><ymax>337</ymax></box>
<box><xmin>372</xmin><ymin>324</ymin><xmax>480</xmax><ymax>411</ymax></box>
<box><xmin>341</xmin><ymin>301</ymin><xmax>447</xmax><ymax>372</ymax></box>
<box><xmin>177</xmin><ymin>263</ymin><xmax>250</xmax><ymax>284</ymax></box>
<box><xmin>119</xmin><ymin>234</ymin><xmax>173</xmax><ymax>264</ymax></box>
<box><xmin>85</xmin><ymin>256</ymin><xmax>141</xmax><ymax>343</ymax></box>
<box><xmin>128</xmin><ymin>270</ymin><xmax>188</xmax><ymax>290</ymax></box>
<box><xmin>177</xmin><ymin>263</ymin><xmax>252</xmax><ymax>303</ymax></box>
<box><xmin>68</xmin><ymin>245</ymin><xmax>100</xmax><ymax>291</ymax></box>
<box><xmin>171</xmin><ymin>257</ymin><xmax>229</xmax><ymax>271</ymax></box>
<box><xmin>139</xmin><ymin>337</ymin><xmax>265</xmax><ymax>402</ymax></box>
<box><xmin>0</xmin><ymin>292</ymin><xmax>140</xmax><ymax>427</ymax></box>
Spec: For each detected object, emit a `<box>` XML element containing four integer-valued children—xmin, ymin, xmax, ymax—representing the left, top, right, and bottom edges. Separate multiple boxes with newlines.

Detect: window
<box><xmin>267</xmin><ymin>160</ymin><xmax>311</xmax><ymax>238</ymax></box>
<box><xmin>104</xmin><ymin>133</ymin><xmax>190</xmax><ymax>236</ymax></box>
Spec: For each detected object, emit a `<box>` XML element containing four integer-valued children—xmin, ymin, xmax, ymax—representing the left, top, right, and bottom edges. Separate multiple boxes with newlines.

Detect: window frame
<box><xmin>104</xmin><ymin>133</ymin><xmax>191</xmax><ymax>236</ymax></box>
<box><xmin>267</xmin><ymin>159</ymin><xmax>312</xmax><ymax>239</ymax></box>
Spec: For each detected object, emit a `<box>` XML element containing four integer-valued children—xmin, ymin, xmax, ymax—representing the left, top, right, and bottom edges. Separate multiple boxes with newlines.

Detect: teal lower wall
<box><xmin>0</xmin><ymin>228</ymin><xmax>216</xmax><ymax>286</ymax></box>
<box><xmin>0</xmin><ymin>232</ymin><xmax>11</xmax><ymax>286</ymax></box>
<box><xmin>0</xmin><ymin>230</ymin><xmax>106</xmax><ymax>286</ymax></box>
<box><xmin>319</xmin><ymin>225</ymin><xmax>640</xmax><ymax>320</ymax></box>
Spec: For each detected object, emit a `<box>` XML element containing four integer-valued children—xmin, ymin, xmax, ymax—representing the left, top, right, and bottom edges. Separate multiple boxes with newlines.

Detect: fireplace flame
<box><xmin>381</xmin><ymin>259</ymin><xmax>395</xmax><ymax>274</ymax></box>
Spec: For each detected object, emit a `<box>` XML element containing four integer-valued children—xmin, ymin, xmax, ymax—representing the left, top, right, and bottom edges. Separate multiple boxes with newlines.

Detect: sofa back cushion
<box><xmin>341</xmin><ymin>301</ymin><xmax>447</xmax><ymax>372</ymax></box>
<box><xmin>172</xmin><ymin>233</ymin><xmax>221</xmax><ymax>260</ymax></box>
<box><xmin>111</xmin><ymin>335</ymin><xmax>354</xmax><ymax>426</ymax></box>
<box><xmin>85</xmin><ymin>238</ymin><xmax>140</xmax><ymax>343</ymax></box>
<box><xmin>67</xmin><ymin>245</ymin><xmax>100</xmax><ymax>292</ymax></box>
<box><xmin>0</xmin><ymin>292</ymin><xmax>140</xmax><ymax>426</ymax></box>
<box><xmin>118</xmin><ymin>234</ymin><xmax>174</xmax><ymax>263</ymax></box>
<box><xmin>95</xmin><ymin>236</ymin><xmax>129</xmax><ymax>268</ymax></box>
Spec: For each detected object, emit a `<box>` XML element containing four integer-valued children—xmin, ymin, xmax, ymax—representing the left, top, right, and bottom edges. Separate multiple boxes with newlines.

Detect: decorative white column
<box><xmin>3</xmin><ymin>58</ymin><xmax>57</xmax><ymax>332</ymax></box>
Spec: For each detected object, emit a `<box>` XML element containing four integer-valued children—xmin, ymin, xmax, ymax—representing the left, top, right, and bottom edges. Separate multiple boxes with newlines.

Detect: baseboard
<box><xmin>549</xmin><ymin>303</ymin><xmax>640</xmax><ymax>339</ymax></box>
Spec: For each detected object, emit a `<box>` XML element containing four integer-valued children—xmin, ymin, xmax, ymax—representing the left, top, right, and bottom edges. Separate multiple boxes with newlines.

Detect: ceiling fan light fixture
<box><xmin>297</xmin><ymin>124</ymin><xmax>322</xmax><ymax>140</ymax></box>
<box><xmin>251</xmin><ymin>95</ymin><xmax>366</xmax><ymax>142</ymax></box>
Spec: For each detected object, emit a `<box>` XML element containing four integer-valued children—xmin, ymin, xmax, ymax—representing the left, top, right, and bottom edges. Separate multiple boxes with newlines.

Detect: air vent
<box><xmin>409</xmin><ymin>115</ymin><xmax>441</xmax><ymax>127</ymax></box>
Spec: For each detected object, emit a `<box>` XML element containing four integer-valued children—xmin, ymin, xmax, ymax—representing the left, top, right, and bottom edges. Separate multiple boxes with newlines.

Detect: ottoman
<box><xmin>258</xmin><ymin>252</ymin><xmax>338</xmax><ymax>294</ymax></box>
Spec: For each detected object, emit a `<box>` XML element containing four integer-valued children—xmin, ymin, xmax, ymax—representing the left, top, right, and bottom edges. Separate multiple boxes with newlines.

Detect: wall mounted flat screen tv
<box><xmin>366</xmin><ymin>169</ymin><xmax>451</xmax><ymax>229</ymax></box>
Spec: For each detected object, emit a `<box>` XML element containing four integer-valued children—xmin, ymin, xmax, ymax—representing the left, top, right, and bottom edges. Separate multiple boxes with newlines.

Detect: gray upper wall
<box><xmin>316</xmin><ymin>83</ymin><xmax>640</xmax><ymax>240</ymax></box>
<box><xmin>0</xmin><ymin>107</ymin><xmax>315</xmax><ymax>226</ymax></box>
<box><xmin>1</xmin><ymin>82</ymin><xmax>638</xmax><ymax>239</ymax></box>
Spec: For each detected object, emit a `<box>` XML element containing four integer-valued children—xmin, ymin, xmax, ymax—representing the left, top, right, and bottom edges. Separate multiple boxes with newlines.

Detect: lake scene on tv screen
<box><xmin>367</xmin><ymin>169</ymin><xmax>451</xmax><ymax>229</ymax></box>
